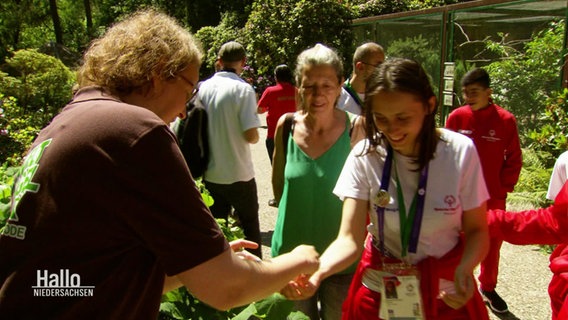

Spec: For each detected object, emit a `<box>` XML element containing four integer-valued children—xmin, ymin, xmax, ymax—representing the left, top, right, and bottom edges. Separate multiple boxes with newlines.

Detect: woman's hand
<box><xmin>438</xmin><ymin>264</ymin><xmax>474</xmax><ymax>309</ymax></box>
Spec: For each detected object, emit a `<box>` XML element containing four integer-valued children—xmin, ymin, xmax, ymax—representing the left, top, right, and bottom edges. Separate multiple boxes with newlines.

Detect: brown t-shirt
<box><xmin>0</xmin><ymin>87</ymin><xmax>229</xmax><ymax>319</ymax></box>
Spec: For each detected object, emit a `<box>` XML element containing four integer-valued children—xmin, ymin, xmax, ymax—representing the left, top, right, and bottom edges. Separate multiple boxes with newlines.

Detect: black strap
<box><xmin>282</xmin><ymin>113</ymin><xmax>295</xmax><ymax>157</ymax></box>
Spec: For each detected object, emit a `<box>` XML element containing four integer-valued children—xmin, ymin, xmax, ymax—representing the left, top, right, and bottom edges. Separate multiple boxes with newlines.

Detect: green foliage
<box><xmin>195</xmin><ymin>178</ymin><xmax>215</xmax><ymax>208</ymax></box>
<box><xmin>0</xmin><ymin>165</ymin><xmax>18</xmax><ymax>230</ymax></box>
<box><xmin>245</xmin><ymin>0</ymin><xmax>353</xmax><ymax>76</ymax></box>
<box><xmin>408</xmin><ymin>0</ymin><xmax>463</xmax><ymax>10</ymax></box>
<box><xmin>386</xmin><ymin>34</ymin><xmax>440</xmax><ymax>93</ymax></box>
<box><xmin>0</xmin><ymin>49</ymin><xmax>75</xmax><ymax>165</ymax></box>
<box><xmin>351</xmin><ymin>0</ymin><xmax>411</xmax><ymax>18</ymax></box>
<box><xmin>0</xmin><ymin>95</ymin><xmax>40</xmax><ymax>166</ymax></box>
<box><xmin>484</xmin><ymin>20</ymin><xmax>566</xmax><ymax>136</ymax></box>
<box><xmin>241</xmin><ymin>65</ymin><xmax>274</xmax><ymax>96</ymax></box>
<box><xmin>0</xmin><ymin>49</ymin><xmax>75</xmax><ymax>125</ymax></box>
<box><xmin>159</xmin><ymin>213</ymin><xmax>303</xmax><ymax>320</ymax></box>
<box><xmin>195</xmin><ymin>12</ymin><xmax>242</xmax><ymax>77</ymax></box>
<box><xmin>507</xmin><ymin>148</ymin><xmax>552</xmax><ymax>211</ymax></box>
<box><xmin>526</xmin><ymin>88</ymin><xmax>568</xmax><ymax>163</ymax></box>
<box><xmin>159</xmin><ymin>291</ymin><xmax>303</xmax><ymax>320</ymax></box>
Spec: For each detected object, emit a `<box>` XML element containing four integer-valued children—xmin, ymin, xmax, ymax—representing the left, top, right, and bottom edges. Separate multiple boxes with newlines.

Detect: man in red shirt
<box><xmin>446</xmin><ymin>67</ymin><xmax>522</xmax><ymax>314</ymax></box>
<box><xmin>257</xmin><ymin>64</ymin><xmax>297</xmax><ymax>164</ymax></box>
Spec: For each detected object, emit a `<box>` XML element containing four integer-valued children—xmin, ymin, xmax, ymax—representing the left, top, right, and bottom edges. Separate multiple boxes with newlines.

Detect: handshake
<box><xmin>230</xmin><ymin>240</ymin><xmax>321</xmax><ymax>300</ymax></box>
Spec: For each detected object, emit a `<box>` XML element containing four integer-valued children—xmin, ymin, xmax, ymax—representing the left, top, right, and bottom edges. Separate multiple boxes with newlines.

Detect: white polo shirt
<box><xmin>197</xmin><ymin>71</ymin><xmax>261</xmax><ymax>184</ymax></box>
<box><xmin>334</xmin><ymin>129</ymin><xmax>489</xmax><ymax>264</ymax></box>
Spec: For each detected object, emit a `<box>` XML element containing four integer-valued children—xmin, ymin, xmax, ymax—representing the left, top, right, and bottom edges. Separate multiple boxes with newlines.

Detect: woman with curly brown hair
<box><xmin>0</xmin><ymin>9</ymin><xmax>318</xmax><ymax>319</ymax></box>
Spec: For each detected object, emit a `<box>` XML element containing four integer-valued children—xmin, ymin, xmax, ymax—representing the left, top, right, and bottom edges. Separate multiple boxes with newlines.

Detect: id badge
<box><xmin>379</xmin><ymin>263</ymin><xmax>424</xmax><ymax>320</ymax></box>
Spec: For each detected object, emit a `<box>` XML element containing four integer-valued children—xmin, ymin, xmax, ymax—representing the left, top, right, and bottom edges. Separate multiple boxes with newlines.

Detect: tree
<box><xmin>0</xmin><ymin>0</ymin><xmax>50</xmax><ymax>63</ymax></box>
<box><xmin>49</xmin><ymin>0</ymin><xmax>63</xmax><ymax>45</ymax></box>
<box><xmin>244</xmin><ymin>0</ymin><xmax>353</xmax><ymax>76</ymax></box>
<box><xmin>83</xmin><ymin>0</ymin><xmax>94</xmax><ymax>39</ymax></box>
<box><xmin>195</xmin><ymin>12</ymin><xmax>242</xmax><ymax>77</ymax></box>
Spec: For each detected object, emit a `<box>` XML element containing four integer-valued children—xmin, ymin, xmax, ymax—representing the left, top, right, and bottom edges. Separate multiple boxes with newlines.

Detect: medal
<box><xmin>373</xmin><ymin>189</ymin><xmax>390</xmax><ymax>207</ymax></box>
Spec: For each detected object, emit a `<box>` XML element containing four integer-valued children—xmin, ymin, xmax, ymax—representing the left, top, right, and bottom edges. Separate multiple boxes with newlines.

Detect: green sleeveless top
<box><xmin>271</xmin><ymin>113</ymin><xmax>356</xmax><ymax>274</ymax></box>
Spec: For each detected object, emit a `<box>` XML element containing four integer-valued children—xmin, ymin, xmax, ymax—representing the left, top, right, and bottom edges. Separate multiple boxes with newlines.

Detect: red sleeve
<box><xmin>488</xmin><ymin>182</ymin><xmax>568</xmax><ymax>245</ymax></box>
<box><xmin>500</xmin><ymin>114</ymin><xmax>522</xmax><ymax>192</ymax></box>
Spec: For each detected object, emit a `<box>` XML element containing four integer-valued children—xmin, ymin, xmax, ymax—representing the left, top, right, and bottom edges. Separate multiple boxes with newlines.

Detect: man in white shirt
<box><xmin>337</xmin><ymin>42</ymin><xmax>385</xmax><ymax>115</ymax></box>
<box><xmin>197</xmin><ymin>41</ymin><xmax>263</xmax><ymax>257</ymax></box>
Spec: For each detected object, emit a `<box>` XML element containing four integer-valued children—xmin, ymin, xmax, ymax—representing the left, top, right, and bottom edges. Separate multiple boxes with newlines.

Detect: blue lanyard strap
<box><xmin>374</xmin><ymin>146</ymin><xmax>429</xmax><ymax>257</ymax></box>
<box><xmin>376</xmin><ymin>146</ymin><xmax>393</xmax><ymax>256</ymax></box>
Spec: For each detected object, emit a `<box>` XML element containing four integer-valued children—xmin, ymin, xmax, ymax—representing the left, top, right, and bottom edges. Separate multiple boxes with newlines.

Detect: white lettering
<box><xmin>36</xmin><ymin>270</ymin><xmax>48</xmax><ymax>287</ymax></box>
<box><xmin>34</xmin><ymin>269</ymin><xmax>87</xmax><ymax>289</ymax></box>
<box><xmin>33</xmin><ymin>288</ymin><xmax>94</xmax><ymax>297</ymax></box>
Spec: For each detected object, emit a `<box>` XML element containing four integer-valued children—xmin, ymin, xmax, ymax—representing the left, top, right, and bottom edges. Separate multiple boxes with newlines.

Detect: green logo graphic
<box><xmin>9</xmin><ymin>139</ymin><xmax>52</xmax><ymax>222</ymax></box>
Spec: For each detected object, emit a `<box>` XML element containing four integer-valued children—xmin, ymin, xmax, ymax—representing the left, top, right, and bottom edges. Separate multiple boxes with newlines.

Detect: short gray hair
<box><xmin>294</xmin><ymin>43</ymin><xmax>343</xmax><ymax>86</ymax></box>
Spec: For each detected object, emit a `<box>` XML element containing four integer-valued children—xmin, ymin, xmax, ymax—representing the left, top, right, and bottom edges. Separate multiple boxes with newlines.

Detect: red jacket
<box><xmin>446</xmin><ymin>103</ymin><xmax>522</xmax><ymax>209</ymax></box>
<box><xmin>488</xmin><ymin>182</ymin><xmax>568</xmax><ymax>319</ymax></box>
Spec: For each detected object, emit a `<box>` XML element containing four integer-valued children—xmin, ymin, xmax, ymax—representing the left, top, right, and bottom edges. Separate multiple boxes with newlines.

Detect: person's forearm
<box><xmin>460</xmin><ymin>229</ymin><xmax>489</xmax><ymax>272</ymax></box>
<box><xmin>220</xmin><ymin>249</ymin><xmax>318</xmax><ymax>309</ymax></box>
<box><xmin>313</xmin><ymin>237</ymin><xmax>361</xmax><ymax>283</ymax></box>
<box><xmin>163</xmin><ymin>276</ymin><xmax>182</xmax><ymax>294</ymax></box>
<box><xmin>179</xmin><ymin>247</ymin><xmax>317</xmax><ymax>311</ymax></box>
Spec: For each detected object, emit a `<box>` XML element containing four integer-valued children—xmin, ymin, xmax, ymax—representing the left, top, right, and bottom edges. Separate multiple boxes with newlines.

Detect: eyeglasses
<box><xmin>177</xmin><ymin>74</ymin><xmax>199</xmax><ymax>102</ymax></box>
<box><xmin>361</xmin><ymin>61</ymin><xmax>383</xmax><ymax>68</ymax></box>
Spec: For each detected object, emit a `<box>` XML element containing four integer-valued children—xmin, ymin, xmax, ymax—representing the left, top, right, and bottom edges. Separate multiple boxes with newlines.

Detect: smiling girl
<box><xmin>282</xmin><ymin>58</ymin><xmax>491</xmax><ymax>320</ymax></box>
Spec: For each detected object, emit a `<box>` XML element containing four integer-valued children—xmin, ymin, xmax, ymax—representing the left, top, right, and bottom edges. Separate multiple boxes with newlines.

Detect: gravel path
<box><xmin>252</xmin><ymin>114</ymin><xmax>552</xmax><ymax>319</ymax></box>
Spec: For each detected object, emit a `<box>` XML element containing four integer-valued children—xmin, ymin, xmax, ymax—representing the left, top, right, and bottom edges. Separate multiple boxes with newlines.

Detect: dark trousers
<box><xmin>265</xmin><ymin>138</ymin><xmax>274</xmax><ymax>164</ymax></box>
<box><xmin>204</xmin><ymin>178</ymin><xmax>262</xmax><ymax>258</ymax></box>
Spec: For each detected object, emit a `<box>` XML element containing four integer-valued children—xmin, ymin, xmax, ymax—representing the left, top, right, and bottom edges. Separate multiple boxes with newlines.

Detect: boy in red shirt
<box><xmin>446</xmin><ymin>68</ymin><xmax>522</xmax><ymax>313</ymax></box>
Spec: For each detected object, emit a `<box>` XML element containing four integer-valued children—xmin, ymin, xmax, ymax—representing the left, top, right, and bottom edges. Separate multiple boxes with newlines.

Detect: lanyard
<box><xmin>375</xmin><ymin>146</ymin><xmax>429</xmax><ymax>258</ymax></box>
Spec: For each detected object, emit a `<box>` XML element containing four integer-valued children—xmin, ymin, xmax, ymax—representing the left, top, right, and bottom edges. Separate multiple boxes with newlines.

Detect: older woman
<box><xmin>0</xmin><ymin>9</ymin><xmax>319</xmax><ymax>319</ymax></box>
<box><xmin>283</xmin><ymin>59</ymin><xmax>490</xmax><ymax>320</ymax></box>
<box><xmin>271</xmin><ymin>44</ymin><xmax>355</xmax><ymax>320</ymax></box>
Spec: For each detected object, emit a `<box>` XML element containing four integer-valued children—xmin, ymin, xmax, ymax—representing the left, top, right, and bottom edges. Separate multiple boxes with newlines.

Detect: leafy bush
<box><xmin>0</xmin><ymin>49</ymin><xmax>75</xmax><ymax>165</ymax></box>
<box><xmin>526</xmin><ymin>88</ymin><xmax>568</xmax><ymax>164</ymax></box>
<box><xmin>507</xmin><ymin>148</ymin><xmax>552</xmax><ymax>211</ymax></box>
<box><xmin>0</xmin><ymin>49</ymin><xmax>75</xmax><ymax>126</ymax></box>
<box><xmin>244</xmin><ymin>0</ymin><xmax>353</xmax><ymax>76</ymax></box>
<box><xmin>386</xmin><ymin>35</ymin><xmax>440</xmax><ymax>94</ymax></box>
<box><xmin>195</xmin><ymin>12</ymin><xmax>242</xmax><ymax>78</ymax></box>
<box><xmin>241</xmin><ymin>65</ymin><xmax>274</xmax><ymax>96</ymax></box>
<box><xmin>351</xmin><ymin>0</ymin><xmax>411</xmax><ymax>18</ymax></box>
<box><xmin>0</xmin><ymin>95</ymin><xmax>41</xmax><ymax>166</ymax></box>
<box><xmin>485</xmin><ymin>20</ymin><xmax>566</xmax><ymax>137</ymax></box>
